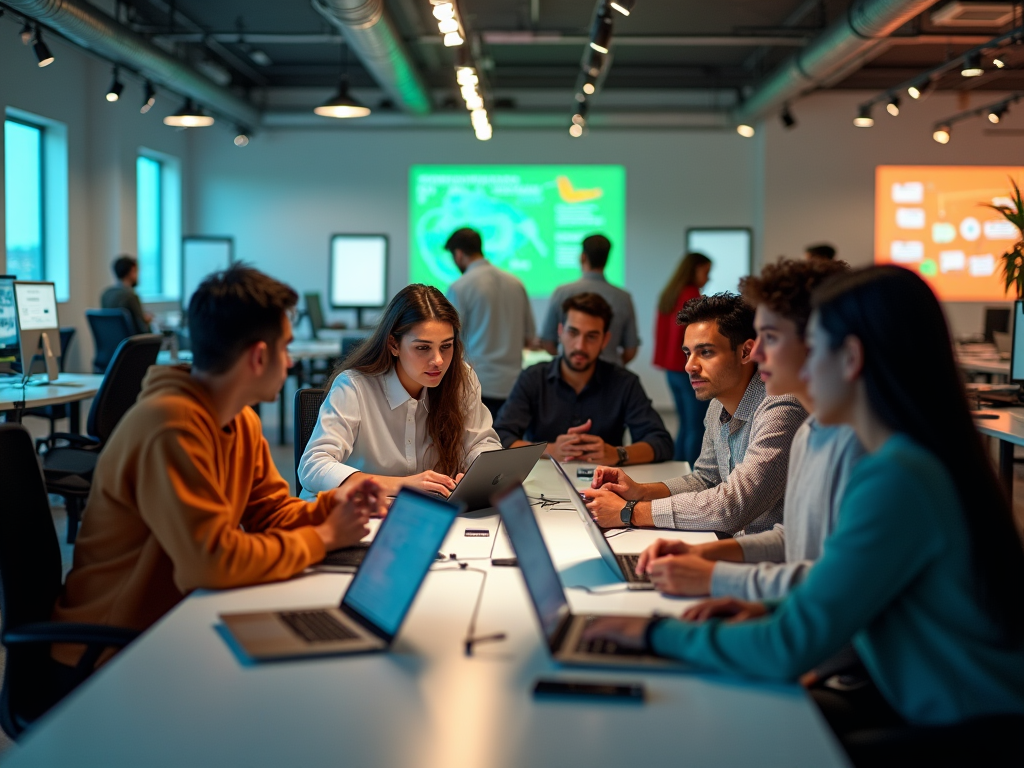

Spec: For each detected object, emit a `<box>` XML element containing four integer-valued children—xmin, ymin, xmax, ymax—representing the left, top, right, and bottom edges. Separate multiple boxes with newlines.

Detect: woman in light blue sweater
<box><xmin>584</xmin><ymin>266</ymin><xmax>1024</xmax><ymax>766</ymax></box>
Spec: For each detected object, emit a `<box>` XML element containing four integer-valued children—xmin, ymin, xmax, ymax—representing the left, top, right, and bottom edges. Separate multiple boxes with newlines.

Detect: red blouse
<box><xmin>652</xmin><ymin>284</ymin><xmax>701</xmax><ymax>372</ymax></box>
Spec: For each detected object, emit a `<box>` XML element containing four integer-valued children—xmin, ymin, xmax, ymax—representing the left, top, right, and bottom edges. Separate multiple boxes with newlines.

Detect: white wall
<box><xmin>0</xmin><ymin>25</ymin><xmax>190</xmax><ymax>371</ymax></box>
<box><xmin>187</xmin><ymin>127</ymin><xmax>760</xmax><ymax>408</ymax></box>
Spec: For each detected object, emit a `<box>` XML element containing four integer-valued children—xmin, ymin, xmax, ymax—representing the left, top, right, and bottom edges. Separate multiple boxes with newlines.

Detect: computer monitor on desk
<box><xmin>0</xmin><ymin>276</ymin><xmax>20</xmax><ymax>374</ymax></box>
<box><xmin>1011</xmin><ymin>301</ymin><xmax>1024</xmax><ymax>383</ymax></box>
<box><xmin>14</xmin><ymin>281</ymin><xmax>60</xmax><ymax>382</ymax></box>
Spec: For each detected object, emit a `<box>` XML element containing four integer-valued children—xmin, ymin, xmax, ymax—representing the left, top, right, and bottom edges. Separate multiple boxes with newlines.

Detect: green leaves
<box><xmin>985</xmin><ymin>177</ymin><xmax>1024</xmax><ymax>299</ymax></box>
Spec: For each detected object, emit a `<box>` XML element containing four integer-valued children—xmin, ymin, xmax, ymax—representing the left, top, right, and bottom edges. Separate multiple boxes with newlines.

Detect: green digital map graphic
<box><xmin>409</xmin><ymin>165</ymin><xmax>626</xmax><ymax>298</ymax></box>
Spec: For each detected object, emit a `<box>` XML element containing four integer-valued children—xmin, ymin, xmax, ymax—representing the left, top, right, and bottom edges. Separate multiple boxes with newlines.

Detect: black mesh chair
<box><xmin>22</xmin><ymin>327</ymin><xmax>77</xmax><ymax>445</ymax></box>
<box><xmin>0</xmin><ymin>424</ymin><xmax>138</xmax><ymax>740</ymax></box>
<box><xmin>293</xmin><ymin>388</ymin><xmax>326</xmax><ymax>496</ymax></box>
<box><xmin>86</xmin><ymin>308</ymin><xmax>134</xmax><ymax>374</ymax></box>
<box><xmin>41</xmin><ymin>334</ymin><xmax>162</xmax><ymax>542</ymax></box>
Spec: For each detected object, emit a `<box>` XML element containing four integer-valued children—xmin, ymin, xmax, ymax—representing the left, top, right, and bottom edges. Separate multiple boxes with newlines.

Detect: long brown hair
<box><xmin>331</xmin><ymin>284</ymin><xmax>469</xmax><ymax>477</ymax></box>
<box><xmin>657</xmin><ymin>252</ymin><xmax>711</xmax><ymax>315</ymax></box>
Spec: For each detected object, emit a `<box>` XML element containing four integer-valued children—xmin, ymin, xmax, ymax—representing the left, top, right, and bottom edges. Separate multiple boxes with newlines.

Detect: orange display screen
<box><xmin>875</xmin><ymin>166</ymin><xmax>1024</xmax><ymax>301</ymax></box>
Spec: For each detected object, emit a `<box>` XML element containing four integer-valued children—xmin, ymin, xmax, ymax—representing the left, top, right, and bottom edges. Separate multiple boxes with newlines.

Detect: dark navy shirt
<box><xmin>493</xmin><ymin>357</ymin><xmax>673</xmax><ymax>462</ymax></box>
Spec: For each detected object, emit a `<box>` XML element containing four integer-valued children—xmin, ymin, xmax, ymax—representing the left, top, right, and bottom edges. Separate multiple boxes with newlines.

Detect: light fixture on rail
<box><xmin>988</xmin><ymin>103</ymin><xmax>1009</xmax><ymax>123</ymax></box>
<box><xmin>33</xmin><ymin>27</ymin><xmax>53</xmax><ymax>68</ymax></box>
<box><xmin>933</xmin><ymin>124</ymin><xmax>951</xmax><ymax>144</ymax></box>
<box><xmin>590</xmin><ymin>8</ymin><xmax>613</xmax><ymax>54</ymax></box>
<box><xmin>234</xmin><ymin>128</ymin><xmax>250</xmax><ymax>147</ymax></box>
<box><xmin>780</xmin><ymin>105</ymin><xmax>796</xmax><ymax>129</ymax></box>
<box><xmin>20</xmin><ymin>21</ymin><xmax>33</xmax><ymax>45</ymax></box>
<box><xmin>314</xmin><ymin>80</ymin><xmax>371</xmax><ymax>118</ymax></box>
<box><xmin>569</xmin><ymin>122</ymin><xmax>584</xmax><ymax>137</ymax></box>
<box><xmin>853</xmin><ymin>104</ymin><xmax>874</xmax><ymax>128</ymax></box>
<box><xmin>907</xmin><ymin>76</ymin><xmax>931</xmax><ymax>100</ymax></box>
<box><xmin>609</xmin><ymin>0</ymin><xmax>636</xmax><ymax>16</ymax></box>
<box><xmin>432</xmin><ymin>0</ymin><xmax>464</xmax><ymax>47</ymax></box>
<box><xmin>164</xmin><ymin>99</ymin><xmax>215</xmax><ymax>127</ymax></box>
<box><xmin>582</xmin><ymin>75</ymin><xmax>597</xmax><ymax>95</ymax></box>
<box><xmin>736</xmin><ymin>124</ymin><xmax>755</xmax><ymax>138</ymax></box>
<box><xmin>886</xmin><ymin>95</ymin><xmax>900</xmax><ymax>117</ymax></box>
<box><xmin>140</xmin><ymin>81</ymin><xmax>156</xmax><ymax>114</ymax></box>
<box><xmin>961</xmin><ymin>52</ymin><xmax>984</xmax><ymax>77</ymax></box>
<box><xmin>994</xmin><ymin>56</ymin><xmax>1007</xmax><ymax>68</ymax></box>
<box><xmin>584</xmin><ymin>49</ymin><xmax>605</xmax><ymax>78</ymax></box>
<box><xmin>105</xmin><ymin>67</ymin><xmax>124</xmax><ymax>102</ymax></box>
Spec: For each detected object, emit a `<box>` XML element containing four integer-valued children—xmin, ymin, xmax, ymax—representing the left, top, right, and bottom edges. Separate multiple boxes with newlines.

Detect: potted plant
<box><xmin>985</xmin><ymin>178</ymin><xmax>1024</xmax><ymax>299</ymax></box>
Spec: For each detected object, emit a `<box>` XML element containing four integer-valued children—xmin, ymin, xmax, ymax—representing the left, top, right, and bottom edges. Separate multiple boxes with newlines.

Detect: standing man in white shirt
<box><xmin>444</xmin><ymin>228</ymin><xmax>536</xmax><ymax>419</ymax></box>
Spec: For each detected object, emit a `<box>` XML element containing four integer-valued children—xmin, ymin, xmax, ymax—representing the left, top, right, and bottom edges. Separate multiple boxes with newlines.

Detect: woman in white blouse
<box><xmin>299</xmin><ymin>284</ymin><xmax>501</xmax><ymax>500</ymax></box>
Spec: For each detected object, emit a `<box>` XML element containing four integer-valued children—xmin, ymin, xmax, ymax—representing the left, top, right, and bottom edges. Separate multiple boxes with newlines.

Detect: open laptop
<box><xmin>549</xmin><ymin>459</ymin><xmax>652</xmax><ymax>589</ymax></box>
<box><xmin>494</xmin><ymin>485</ymin><xmax>683</xmax><ymax>669</ymax></box>
<box><xmin>220</xmin><ymin>488</ymin><xmax>463</xmax><ymax>661</ymax></box>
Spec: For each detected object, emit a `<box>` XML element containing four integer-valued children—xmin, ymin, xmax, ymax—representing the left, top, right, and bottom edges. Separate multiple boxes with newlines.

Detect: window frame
<box><xmin>4</xmin><ymin>117</ymin><xmax>47</xmax><ymax>282</ymax></box>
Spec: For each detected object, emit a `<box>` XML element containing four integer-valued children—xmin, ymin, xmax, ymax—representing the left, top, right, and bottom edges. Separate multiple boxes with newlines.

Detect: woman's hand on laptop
<box><xmin>317</xmin><ymin>479</ymin><xmax>380</xmax><ymax>550</ymax></box>
<box><xmin>404</xmin><ymin>470</ymin><xmax>458</xmax><ymax>497</ymax></box>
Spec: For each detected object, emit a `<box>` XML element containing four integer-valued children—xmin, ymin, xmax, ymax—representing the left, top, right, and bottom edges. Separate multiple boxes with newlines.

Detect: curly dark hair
<box><xmin>676</xmin><ymin>292</ymin><xmax>755</xmax><ymax>350</ymax></box>
<box><xmin>739</xmin><ymin>258</ymin><xmax>849</xmax><ymax>339</ymax></box>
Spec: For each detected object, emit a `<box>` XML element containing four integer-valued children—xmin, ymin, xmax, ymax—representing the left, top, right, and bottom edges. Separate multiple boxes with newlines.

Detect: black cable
<box><xmin>431</xmin><ymin>563</ymin><xmax>507</xmax><ymax>655</ymax></box>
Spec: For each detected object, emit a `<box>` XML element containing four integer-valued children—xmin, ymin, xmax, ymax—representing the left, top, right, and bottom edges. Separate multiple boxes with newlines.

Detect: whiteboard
<box><xmin>330</xmin><ymin>235</ymin><xmax>388</xmax><ymax>308</ymax></box>
<box><xmin>686</xmin><ymin>228</ymin><xmax>752</xmax><ymax>297</ymax></box>
<box><xmin>182</xmin><ymin>237</ymin><xmax>233</xmax><ymax>310</ymax></box>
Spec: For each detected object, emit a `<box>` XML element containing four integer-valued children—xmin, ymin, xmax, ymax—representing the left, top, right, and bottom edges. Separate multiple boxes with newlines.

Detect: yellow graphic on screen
<box><xmin>557</xmin><ymin>176</ymin><xmax>603</xmax><ymax>203</ymax></box>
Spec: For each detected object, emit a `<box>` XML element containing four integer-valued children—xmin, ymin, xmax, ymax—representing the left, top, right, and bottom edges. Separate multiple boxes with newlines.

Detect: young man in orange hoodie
<box><xmin>53</xmin><ymin>265</ymin><xmax>381</xmax><ymax>668</ymax></box>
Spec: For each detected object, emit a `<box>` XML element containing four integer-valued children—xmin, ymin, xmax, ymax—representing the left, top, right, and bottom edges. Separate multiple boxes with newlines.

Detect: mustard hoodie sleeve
<box><xmin>137</xmin><ymin>423</ymin><xmax>327</xmax><ymax>593</ymax></box>
<box><xmin>242</xmin><ymin>428</ymin><xmax>332</xmax><ymax>533</ymax></box>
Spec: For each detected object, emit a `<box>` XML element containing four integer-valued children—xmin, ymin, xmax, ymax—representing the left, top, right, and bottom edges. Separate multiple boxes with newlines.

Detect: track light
<box><xmin>908</xmin><ymin>77</ymin><xmax>930</xmax><ymax>100</ymax></box>
<box><xmin>584</xmin><ymin>50</ymin><xmax>605</xmax><ymax>78</ymax></box>
<box><xmin>105</xmin><ymin>68</ymin><xmax>124</xmax><ymax>102</ymax></box>
<box><xmin>443</xmin><ymin>31</ymin><xmax>464</xmax><ymax>47</ymax></box>
<box><xmin>994</xmin><ymin>56</ymin><xmax>1006</xmax><ymax>69</ymax></box>
<box><xmin>583</xmin><ymin>80</ymin><xmax>596</xmax><ymax>95</ymax></box>
<box><xmin>609</xmin><ymin>0</ymin><xmax>636</xmax><ymax>15</ymax></box>
<box><xmin>432</xmin><ymin>2</ymin><xmax>455</xmax><ymax>20</ymax></box>
<box><xmin>853</xmin><ymin>104</ymin><xmax>874</xmax><ymax>128</ymax></box>
<box><xmin>438</xmin><ymin>18</ymin><xmax>459</xmax><ymax>33</ymax></box>
<box><xmin>569</xmin><ymin>123</ymin><xmax>584</xmax><ymax>137</ymax></box>
<box><xmin>736</xmin><ymin>124</ymin><xmax>755</xmax><ymax>138</ymax></box>
<box><xmin>886</xmin><ymin>96</ymin><xmax>900</xmax><ymax>117</ymax></box>
<box><xmin>33</xmin><ymin>28</ymin><xmax>53</xmax><ymax>68</ymax></box>
<box><xmin>140</xmin><ymin>82</ymin><xmax>156</xmax><ymax>113</ymax></box>
<box><xmin>989</xmin><ymin>104</ymin><xmax>1009</xmax><ymax>123</ymax></box>
<box><xmin>589</xmin><ymin>9</ymin><xmax>613</xmax><ymax>55</ymax></box>
<box><xmin>234</xmin><ymin>129</ymin><xmax>250</xmax><ymax>147</ymax></box>
<box><xmin>313</xmin><ymin>80</ymin><xmax>371</xmax><ymax>118</ymax></box>
<box><xmin>780</xmin><ymin>105</ymin><xmax>796</xmax><ymax>129</ymax></box>
<box><xmin>933</xmin><ymin>124</ymin><xmax>951</xmax><ymax>144</ymax></box>
<box><xmin>572</xmin><ymin>102</ymin><xmax>589</xmax><ymax>127</ymax></box>
<box><xmin>20</xmin><ymin>21</ymin><xmax>33</xmax><ymax>45</ymax></box>
<box><xmin>961</xmin><ymin>52</ymin><xmax>983</xmax><ymax>77</ymax></box>
<box><xmin>163</xmin><ymin>99</ymin><xmax>215</xmax><ymax>127</ymax></box>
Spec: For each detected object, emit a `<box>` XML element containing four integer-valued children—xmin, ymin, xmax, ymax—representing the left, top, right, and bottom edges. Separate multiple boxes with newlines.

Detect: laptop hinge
<box><xmin>548</xmin><ymin>610</ymin><xmax>574</xmax><ymax>652</ymax></box>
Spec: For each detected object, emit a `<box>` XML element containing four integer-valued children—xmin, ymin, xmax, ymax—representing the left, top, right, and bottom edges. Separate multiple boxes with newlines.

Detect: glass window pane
<box><xmin>136</xmin><ymin>155</ymin><xmax>162</xmax><ymax>296</ymax></box>
<box><xmin>5</xmin><ymin>120</ymin><xmax>45</xmax><ymax>280</ymax></box>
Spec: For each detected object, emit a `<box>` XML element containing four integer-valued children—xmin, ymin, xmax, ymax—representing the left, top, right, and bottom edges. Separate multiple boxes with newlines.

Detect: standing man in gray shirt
<box><xmin>101</xmin><ymin>255</ymin><xmax>152</xmax><ymax>334</ymax></box>
<box><xmin>633</xmin><ymin>258</ymin><xmax>863</xmax><ymax>599</ymax></box>
<box><xmin>539</xmin><ymin>234</ymin><xmax>639</xmax><ymax>365</ymax></box>
<box><xmin>444</xmin><ymin>228</ymin><xmax>535</xmax><ymax>419</ymax></box>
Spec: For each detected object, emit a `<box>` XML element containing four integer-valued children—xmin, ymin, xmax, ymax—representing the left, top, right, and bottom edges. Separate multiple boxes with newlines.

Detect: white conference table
<box><xmin>0</xmin><ymin>373</ymin><xmax>104</xmax><ymax>433</ymax></box>
<box><xmin>973</xmin><ymin>407</ymin><xmax>1024</xmax><ymax>498</ymax></box>
<box><xmin>2</xmin><ymin>459</ymin><xmax>849</xmax><ymax>768</ymax></box>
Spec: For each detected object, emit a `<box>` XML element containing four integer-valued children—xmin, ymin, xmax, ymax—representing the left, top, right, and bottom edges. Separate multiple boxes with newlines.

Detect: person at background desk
<box><xmin>444</xmin><ymin>227</ymin><xmax>535</xmax><ymax>420</ymax></box>
<box><xmin>653</xmin><ymin>251</ymin><xmax>712</xmax><ymax>465</ymax></box>
<box><xmin>805</xmin><ymin>243</ymin><xmax>837</xmax><ymax>261</ymax></box>
<box><xmin>299</xmin><ymin>284</ymin><xmax>501</xmax><ymax>500</ymax></box>
<box><xmin>539</xmin><ymin>234</ymin><xmax>640</xmax><ymax>366</ymax></box>
<box><xmin>493</xmin><ymin>292</ymin><xmax>672</xmax><ymax>465</ymax></box>
<box><xmin>583</xmin><ymin>293</ymin><xmax>805</xmax><ymax>534</ymax></box>
<box><xmin>53</xmin><ymin>265</ymin><xmax>380</xmax><ymax>673</ymax></box>
<box><xmin>101</xmin><ymin>255</ymin><xmax>153</xmax><ymax>334</ymax></box>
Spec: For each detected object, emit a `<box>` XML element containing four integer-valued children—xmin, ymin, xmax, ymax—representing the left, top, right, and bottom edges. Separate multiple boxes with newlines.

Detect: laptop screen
<box><xmin>495</xmin><ymin>485</ymin><xmax>570</xmax><ymax>642</ymax></box>
<box><xmin>342</xmin><ymin>489</ymin><xmax>459</xmax><ymax>638</ymax></box>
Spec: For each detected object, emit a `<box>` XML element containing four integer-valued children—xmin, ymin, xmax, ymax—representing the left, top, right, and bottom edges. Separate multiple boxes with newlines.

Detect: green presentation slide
<box><xmin>409</xmin><ymin>165</ymin><xmax>626</xmax><ymax>298</ymax></box>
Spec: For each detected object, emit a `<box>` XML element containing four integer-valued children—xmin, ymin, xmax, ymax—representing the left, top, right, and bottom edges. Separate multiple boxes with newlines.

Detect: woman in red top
<box><xmin>653</xmin><ymin>252</ymin><xmax>712</xmax><ymax>464</ymax></box>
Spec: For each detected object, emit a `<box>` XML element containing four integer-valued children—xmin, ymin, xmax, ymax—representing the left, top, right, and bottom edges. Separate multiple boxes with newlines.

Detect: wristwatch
<box><xmin>620</xmin><ymin>499</ymin><xmax>638</xmax><ymax>527</ymax></box>
<box><xmin>615</xmin><ymin>446</ymin><xmax>629</xmax><ymax>466</ymax></box>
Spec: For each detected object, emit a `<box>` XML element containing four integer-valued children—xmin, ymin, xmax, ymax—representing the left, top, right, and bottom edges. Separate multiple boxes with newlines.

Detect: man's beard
<box><xmin>564</xmin><ymin>353</ymin><xmax>595</xmax><ymax>372</ymax></box>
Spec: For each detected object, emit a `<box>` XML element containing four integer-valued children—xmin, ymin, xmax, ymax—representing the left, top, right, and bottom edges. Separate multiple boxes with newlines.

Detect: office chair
<box><xmin>22</xmin><ymin>327</ymin><xmax>77</xmax><ymax>445</ymax></box>
<box><xmin>86</xmin><ymin>308</ymin><xmax>134</xmax><ymax>374</ymax></box>
<box><xmin>41</xmin><ymin>334</ymin><xmax>162</xmax><ymax>543</ymax></box>
<box><xmin>0</xmin><ymin>424</ymin><xmax>138</xmax><ymax>740</ymax></box>
<box><xmin>293</xmin><ymin>388</ymin><xmax>326</xmax><ymax>496</ymax></box>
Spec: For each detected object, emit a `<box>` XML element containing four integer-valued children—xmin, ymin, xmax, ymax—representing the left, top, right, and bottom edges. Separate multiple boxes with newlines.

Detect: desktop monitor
<box><xmin>329</xmin><ymin>234</ymin><xmax>387</xmax><ymax>327</ymax></box>
<box><xmin>984</xmin><ymin>307</ymin><xmax>1011</xmax><ymax>345</ymax></box>
<box><xmin>304</xmin><ymin>292</ymin><xmax>326</xmax><ymax>339</ymax></box>
<box><xmin>14</xmin><ymin>280</ymin><xmax>60</xmax><ymax>381</ymax></box>
<box><xmin>1011</xmin><ymin>302</ymin><xmax>1024</xmax><ymax>383</ymax></box>
<box><xmin>0</xmin><ymin>275</ymin><xmax>19</xmax><ymax>372</ymax></box>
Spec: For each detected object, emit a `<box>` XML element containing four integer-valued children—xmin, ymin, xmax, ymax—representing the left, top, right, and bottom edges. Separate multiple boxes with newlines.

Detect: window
<box><xmin>136</xmin><ymin>155</ymin><xmax>163</xmax><ymax>297</ymax></box>
<box><xmin>4</xmin><ymin>119</ymin><xmax>45</xmax><ymax>281</ymax></box>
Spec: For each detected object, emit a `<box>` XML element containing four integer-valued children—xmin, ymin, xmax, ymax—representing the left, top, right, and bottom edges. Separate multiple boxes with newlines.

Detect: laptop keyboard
<box><xmin>279</xmin><ymin>611</ymin><xmax>358</xmax><ymax>644</ymax></box>
<box><xmin>574</xmin><ymin>617</ymin><xmax>648</xmax><ymax>657</ymax></box>
<box><xmin>617</xmin><ymin>554</ymin><xmax>650</xmax><ymax>583</ymax></box>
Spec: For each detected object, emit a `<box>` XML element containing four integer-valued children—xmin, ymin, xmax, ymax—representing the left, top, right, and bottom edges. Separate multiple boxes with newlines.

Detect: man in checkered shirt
<box><xmin>583</xmin><ymin>293</ymin><xmax>806</xmax><ymax>535</ymax></box>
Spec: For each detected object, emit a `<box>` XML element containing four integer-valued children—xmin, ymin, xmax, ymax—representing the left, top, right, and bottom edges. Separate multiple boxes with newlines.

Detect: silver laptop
<box><xmin>447</xmin><ymin>441</ymin><xmax>547</xmax><ymax>512</ymax></box>
<box><xmin>220</xmin><ymin>488</ymin><xmax>463</xmax><ymax>661</ymax></box>
<box><xmin>548</xmin><ymin>459</ymin><xmax>653</xmax><ymax>590</ymax></box>
<box><xmin>493</xmin><ymin>485</ymin><xmax>683</xmax><ymax>669</ymax></box>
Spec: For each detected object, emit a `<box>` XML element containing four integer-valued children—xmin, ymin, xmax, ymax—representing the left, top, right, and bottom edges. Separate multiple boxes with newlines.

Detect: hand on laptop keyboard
<box><xmin>579</xmin><ymin>616</ymin><xmax>651</xmax><ymax>654</ymax></box>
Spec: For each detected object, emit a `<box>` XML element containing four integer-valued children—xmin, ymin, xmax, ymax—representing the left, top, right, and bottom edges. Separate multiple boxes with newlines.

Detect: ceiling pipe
<box><xmin>733</xmin><ymin>0</ymin><xmax>940</xmax><ymax>127</ymax></box>
<box><xmin>311</xmin><ymin>0</ymin><xmax>432</xmax><ymax>115</ymax></box>
<box><xmin>4</xmin><ymin>0</ymin><xmax>260</xmax><ymax>128</ymax></box>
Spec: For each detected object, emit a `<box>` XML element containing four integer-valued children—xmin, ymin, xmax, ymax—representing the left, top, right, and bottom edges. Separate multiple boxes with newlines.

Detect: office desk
<box><xmin>973</xmin><ymin>408</ymin><xmax>1024</xmax><ymax>498</ymax></box>
<box><xmin>0</xmin><ymin>374</ymin><xmax>104</xmax><ymax>434</ymax></box>
<box><xmin>959</xmin><ymin>349</ymin><xmax>1011</xmax><ymax>379</ymax></box>
<box><xmin>3</xmin><ymin>459</ymin><xmax>849</xmax><ymax>768</ymax></box>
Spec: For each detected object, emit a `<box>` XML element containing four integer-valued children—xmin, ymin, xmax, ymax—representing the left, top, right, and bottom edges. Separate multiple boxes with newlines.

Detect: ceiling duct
<box><xmin>733</xmin><ymin>0</ymin><xmax>940</xmax><ymax>126</ymax></box>
<box><xmin>311</xmin><ymin>0</ymin><xmax>432</xmax><ymax>115</ymax></box>
<box><xmin>4</xmin><ymin>0</ymin><xmax>260</xmax><ymax>128</ymax></box>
